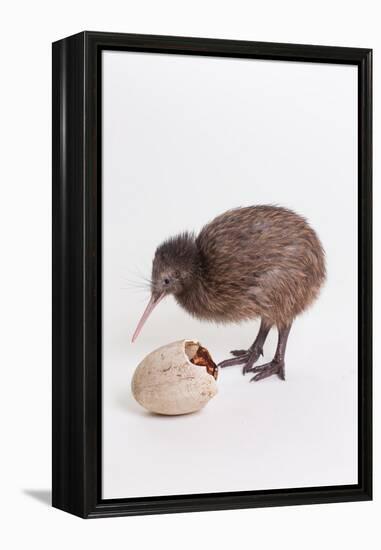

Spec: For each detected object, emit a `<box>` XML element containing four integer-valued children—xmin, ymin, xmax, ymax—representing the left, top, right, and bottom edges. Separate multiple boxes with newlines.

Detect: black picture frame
<box><xmin>52</xmin><ymin>31</ymin><xmax>372</xmax><ymax>519</ymax></box>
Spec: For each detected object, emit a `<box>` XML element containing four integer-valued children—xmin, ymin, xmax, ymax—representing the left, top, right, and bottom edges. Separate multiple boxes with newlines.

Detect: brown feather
<box><xmin>151</xmin><ymin>206</ymin><xmax>326</xmax><ymax>328</ymax></box>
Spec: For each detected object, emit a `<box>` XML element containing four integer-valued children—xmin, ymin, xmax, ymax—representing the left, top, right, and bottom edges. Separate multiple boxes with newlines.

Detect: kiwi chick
<box><xmin>132</xmin><ymin>205</ymin><xmax>326</xmax><ymax>382</ymax></box>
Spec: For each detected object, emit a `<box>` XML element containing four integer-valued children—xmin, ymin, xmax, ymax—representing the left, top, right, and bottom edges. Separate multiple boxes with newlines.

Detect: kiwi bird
<box><xmin>132</xmin><ymin>205</ymin><xmax>326</xmax><ymax>382</ymax></box>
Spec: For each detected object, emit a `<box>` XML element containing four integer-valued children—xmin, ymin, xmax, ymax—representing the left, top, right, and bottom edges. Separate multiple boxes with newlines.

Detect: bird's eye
<box><xmin>164</xmin><ymin>278</ymin><xmax>170</xmax><ymax>285</ymax></box>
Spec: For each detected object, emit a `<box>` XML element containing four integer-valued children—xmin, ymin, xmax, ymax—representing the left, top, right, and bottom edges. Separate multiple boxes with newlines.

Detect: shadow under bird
<box><xmin>132</xmin><ymin>205</ymin><xmax>326</xmax><ymax>381</ymax></box>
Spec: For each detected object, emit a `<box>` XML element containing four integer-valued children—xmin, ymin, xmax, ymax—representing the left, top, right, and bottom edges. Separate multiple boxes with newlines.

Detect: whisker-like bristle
<box><xmin>121</xmin><ymin>265</ymin><xmax>153</xmax><ymax>299</ymax></box>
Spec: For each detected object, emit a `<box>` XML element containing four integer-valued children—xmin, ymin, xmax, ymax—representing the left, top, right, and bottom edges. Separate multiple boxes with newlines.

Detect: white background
<box><xmin>103</xmin><ymin>52</ymin><xmax>358</xmax><ymax>498</ymax></box>
<box><xmin>0</xmin><ymin>1</ymin><xmax>379</xmax><ymax>549</ymax></box>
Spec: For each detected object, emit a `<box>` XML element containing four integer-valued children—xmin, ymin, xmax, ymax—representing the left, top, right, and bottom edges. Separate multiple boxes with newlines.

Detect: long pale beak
<box><xmin>131</xmin><ymin>292</ymin><xmax>166</xmax><ymax>343</ymax></box>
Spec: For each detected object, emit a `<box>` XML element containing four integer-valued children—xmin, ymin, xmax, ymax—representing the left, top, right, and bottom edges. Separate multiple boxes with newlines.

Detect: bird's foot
<box><xmin>218</xmin><ymin>346</ymin><xmax>263</xmax><ymax>375</ymax></box>
<box><xmin>248</xmin><ymin>359</ymin><xmax>285</xmax><ymax>382</ymax></box>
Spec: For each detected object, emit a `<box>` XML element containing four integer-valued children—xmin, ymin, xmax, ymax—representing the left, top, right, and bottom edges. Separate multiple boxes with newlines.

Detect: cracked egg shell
<box><xmin>131</xmin><ymin>340</ymin><xmax>218</xmax><ymax>415</ymax></box>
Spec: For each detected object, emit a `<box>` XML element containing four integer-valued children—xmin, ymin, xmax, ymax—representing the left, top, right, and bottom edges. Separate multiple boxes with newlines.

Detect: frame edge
<box><xmin>52</xmin><ymin>32</ymin><xmax>88</xmax><ymax>518</ymax></box>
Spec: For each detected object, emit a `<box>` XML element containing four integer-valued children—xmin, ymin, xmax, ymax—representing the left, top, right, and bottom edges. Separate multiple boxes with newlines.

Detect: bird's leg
<box><xmin>218</xmin><ymin>320</ymin><xmax>271</xmax><ymax>374</ymax></box>
<box><xmin>230</xmin><ymin>319</ymin><xmax>271</xmax><ymax>357</ymax></box>
<box><xmin>248</xmin><ymin>323</ymin><xmax>292</xmax><ymax>382</ymax></box>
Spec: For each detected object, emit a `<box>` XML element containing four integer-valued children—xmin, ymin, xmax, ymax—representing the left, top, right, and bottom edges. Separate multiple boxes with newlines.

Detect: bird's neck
<box><xmin>175</xmin><ymin>250</ymin><xmax>215</xmax><ymax>319</ymax></box>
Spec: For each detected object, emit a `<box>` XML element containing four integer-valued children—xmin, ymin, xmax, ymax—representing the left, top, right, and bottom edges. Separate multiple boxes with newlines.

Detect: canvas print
<box><xmin>102</xmin><ymin>51</ymin><xmax>357</xmax><ymax>499</ymax></box>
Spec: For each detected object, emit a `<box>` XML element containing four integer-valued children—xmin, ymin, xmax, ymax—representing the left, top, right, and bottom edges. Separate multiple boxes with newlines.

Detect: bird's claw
<box><xmin>242</xmin><ymin>363</ymin><xmax>254</xmax><ymax>375</ymax></box>
<box><xmin>249</xmin><ymin>360</ymin><xmax>285</xmax><ymax>382</ymax></box>
<box><xmin>241</xmin><ymin>348</ymin><xmax>263</xmax><ymax>375</ymax></box>
<box><xmin>230</xmin><ymin>349</ymin><xmax>248</xmax><ymax>357</ymax></box>
<box><xmin>230</xmin><ymin>348</ymin><xmax>263</xmax><ymax>358</ymax></box>
<box><xmin>218</xmin><ymin>354</ymin><xmax>249</xmax><ymax>369</ymax></box>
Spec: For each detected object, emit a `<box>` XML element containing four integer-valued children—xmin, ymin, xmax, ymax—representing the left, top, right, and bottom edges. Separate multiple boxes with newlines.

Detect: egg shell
<box><xmin>131</xmin><ymin>339</ymin><xmax>218</xmax><ymax>415</ymax></box>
